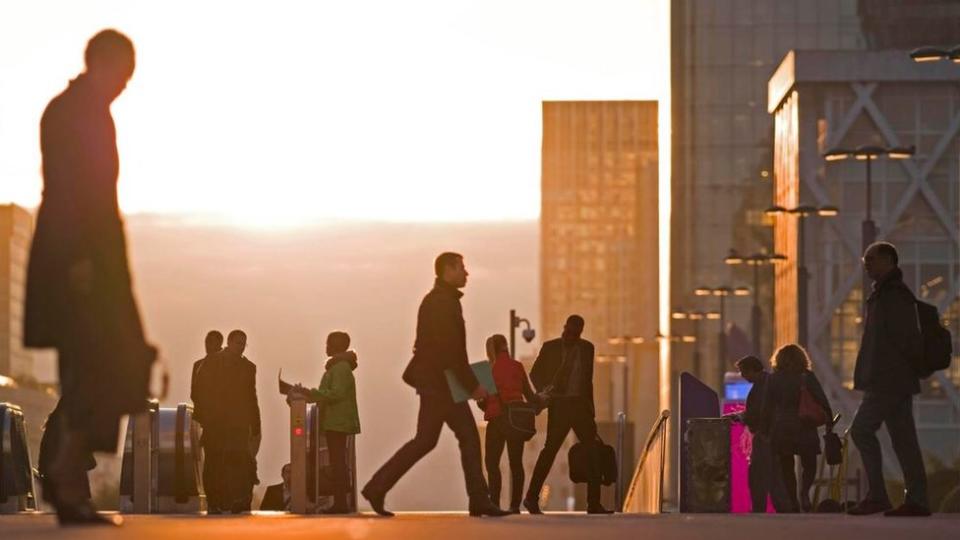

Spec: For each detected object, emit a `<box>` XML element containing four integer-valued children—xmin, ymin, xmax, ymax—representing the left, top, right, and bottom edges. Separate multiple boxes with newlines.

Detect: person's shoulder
<box><xmin>241</xmin><ymin>357</ymin><xmax>257</xmax><ymax>373</ymax></box>
<box><xmin>579</xmin><ymin>339</ymin><xmax>595</xmax><ymax>351</ymax></box>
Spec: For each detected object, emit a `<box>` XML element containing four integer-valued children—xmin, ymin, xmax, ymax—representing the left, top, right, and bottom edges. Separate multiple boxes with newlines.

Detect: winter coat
<box><xmin>854</xmin><ymin>268</ymin><xmax>923</xmax><ymax>395</ymax></box>
<box><xmin>309</xmin><ymin>351</ymin><xmax>361</xmax><ymax>434</ymax></box>
<box><xmin>402</xmin><ymin>279</ymin><xmax>478</xmax><ymax>399</ymax></box>
<box><xmin>761</xmin><ymin>369</ymin><xmax>832</xmax><ymax>456</ymax></box>
<box><xmin>23</xmin><ymin>74</ymin><xmax>155</xmax><ymax>451</ymax></box>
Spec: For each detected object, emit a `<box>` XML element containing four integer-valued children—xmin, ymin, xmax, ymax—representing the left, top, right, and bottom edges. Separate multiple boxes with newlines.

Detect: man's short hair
<box><xmin>565</xmin><ymin>314</ymin><xmax>585</xmax><ymax>332</ymax></box>
<box><xmin>85</xmin><ymin>29</ymin><xmax>134</xmax><ymax>70</ymax></box>
<box><xmin>736</xmin><ymin>355</ymin><xmax>764</xmax><ymax>373</ymax></box>
<box><xmin>434</xmin><ymin>252</ymin><xmax>463</xmax><ymax>277</ymax></box>
<box><xmin>327</xmin><ymin>331</ymin><xmax>351</xmax><ymax>352</ymax></box>
<box><xmin>868</xmin><ymin>241</ymin><xmax>899</xmax><ymax>266</ymax></box>
<box><xmin>227</xmin><ymin>329</ymin><xmax>247</xmax><ymax>345</ymax></box>
<box><xmin>205</xmin><ymin>330</ymin><xmax>223</xmax><ymax>347</ymax></box>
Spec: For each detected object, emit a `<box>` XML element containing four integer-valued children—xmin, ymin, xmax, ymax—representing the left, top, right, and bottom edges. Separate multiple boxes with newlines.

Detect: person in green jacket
<box><xmin>292</xmin><ymin>331</ymin><xmax>360</xmax><ymax>514</ymax></box>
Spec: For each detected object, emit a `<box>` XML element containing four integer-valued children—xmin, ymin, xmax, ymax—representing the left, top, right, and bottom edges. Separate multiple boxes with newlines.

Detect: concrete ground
<box><xmin>2</xmin><ymin>512</ymin><xmax>959</xmax><ymax>540</ymax></box>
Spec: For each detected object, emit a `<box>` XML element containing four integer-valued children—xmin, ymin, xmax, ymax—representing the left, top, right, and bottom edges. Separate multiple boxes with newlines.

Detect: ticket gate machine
<box><xmin>120</xmin><ymin>402</ymin><xmax>205</xmax><ymax>513</ymax></box>
<box><xmin>288</xmin><ymin>399</ymin><xmax>357</xmax><ymax>514</ymax></box>
<box><xmin>0</xmin><ymin>403</ymin><xmax>37</xmax><ymax>513</ymax></box>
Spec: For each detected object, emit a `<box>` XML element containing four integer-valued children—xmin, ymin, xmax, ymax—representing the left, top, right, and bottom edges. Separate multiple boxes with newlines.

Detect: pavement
<box><xmin>2</xmin><ymin>511</ymin><xmax>958</xmax><ymax>540</ymax></box>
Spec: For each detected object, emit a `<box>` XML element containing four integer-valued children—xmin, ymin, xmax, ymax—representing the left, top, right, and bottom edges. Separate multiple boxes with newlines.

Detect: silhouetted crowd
<box><xmin>24</xmin><ymin>29</ymin><xmax>942</xmax><ymax>526</ymax></box>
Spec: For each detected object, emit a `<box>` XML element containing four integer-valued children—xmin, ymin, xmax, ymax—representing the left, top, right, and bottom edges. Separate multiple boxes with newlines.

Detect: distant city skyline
<box><xmin>0</xmin><ymin>0</ymin><xmax>669</xmax><ymax>227</ymax></box>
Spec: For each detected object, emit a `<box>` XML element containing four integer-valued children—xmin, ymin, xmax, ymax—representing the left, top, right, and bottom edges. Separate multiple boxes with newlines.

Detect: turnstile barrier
<box><xmin>120</xmin><ymin>402</ymin><xmax>204</xmax><ymax>513</ymax></box>
<box><xmin>288</xmin><ymin>399</ymin><xmax>357</xmax><ymax>514</ymax></box>
<box><xmin>0</xmin><ymin>402</ymin><xmax>37</xmax><ymax>513</ymax></box>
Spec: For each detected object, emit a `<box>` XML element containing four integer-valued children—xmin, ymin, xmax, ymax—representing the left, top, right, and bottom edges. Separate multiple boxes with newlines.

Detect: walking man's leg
<box><xmin>362</xmin><ymin>394</ymin><xmax>445</xmax><ymax>515</ymax></box>
<box><xmin>446</xmin><ymin>401</ymin><xmax>495</xmax><ymax>509</ymax></box>
<box><xmin>850</xmin><ymin>393</ymin><xmax>891</xmax><ymax>506</ymax></box>
<box><xmin>885</xmin><ymin>395</ymin><xmax>929</xmax><ymax>512</ymax></box>
<box><xmin>524</xmin><ymin>405</ymin><xmax>571</xmax><ymax>513</ymax></box>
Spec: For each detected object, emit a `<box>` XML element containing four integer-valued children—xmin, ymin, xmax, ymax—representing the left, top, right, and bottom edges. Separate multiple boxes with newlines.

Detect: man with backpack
<box><xmin>849</xmin><ymin>242</ymin><xmax>931</xmax><ymax>517</ymax></box>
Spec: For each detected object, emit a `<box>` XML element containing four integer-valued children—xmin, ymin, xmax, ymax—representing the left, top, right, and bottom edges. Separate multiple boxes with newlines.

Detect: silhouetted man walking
<box><xmin>848</xmin><ymin>242</ymin><xmax>930</xmax><ymax>517</ymax></box>
<box><xmin>362</xmin><ymin>252</ymin><xmax>508</xmax><ymax>517</ymax></box>
<box><xmin>24</xmin><ymin>29</ymin><xmax>157</xmax><ymax>526</ymax></box>
<box><xmin>524</xmin><ymin>315</ymin><xmax>611</xmax><ymax>514</ymax></box>
<box><xmin>191</xmin><ymin>330</ymin><xmax>223</xmax><ymax>425</ymax></box>
<box><xmin>193</xmin><ymin>330</ymin><xmax>261</xmax><ymax>514</ymax></box>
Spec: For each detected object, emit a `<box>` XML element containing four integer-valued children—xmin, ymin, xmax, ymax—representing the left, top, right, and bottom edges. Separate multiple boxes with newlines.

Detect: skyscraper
<box><xmin>0</xmin><ymin>204</ymin><xmax>34</xmax><ymax>380</ymax></box>
<box><xmin>670</xmin><ymin>0</ymin><xmax>867</xmax><ymax>379</ymax></box>
<box><xmin>540</xmin><ymin>101</ymin><xmax>660</xmax><ymax>426</ymax></box>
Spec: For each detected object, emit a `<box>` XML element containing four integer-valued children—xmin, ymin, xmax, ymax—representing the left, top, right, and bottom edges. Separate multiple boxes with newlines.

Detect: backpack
<box><xmin>914</xmin><ymin>300</ymin><xmax>953</xmax><ymax>378</ymax></box>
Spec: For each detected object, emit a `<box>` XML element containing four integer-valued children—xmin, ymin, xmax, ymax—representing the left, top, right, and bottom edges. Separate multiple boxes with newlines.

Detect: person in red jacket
<box><xmin>480</xmin><ymin>334</ymin><xmax>541</xmax><ymax>513</ymax></box>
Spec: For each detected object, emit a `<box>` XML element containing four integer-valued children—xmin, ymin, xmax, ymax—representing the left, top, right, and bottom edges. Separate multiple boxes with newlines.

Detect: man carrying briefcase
<box><xmin>524</xmin><ymin>315</ymin><xmax>613</xmax><ymax>514</ymax></box>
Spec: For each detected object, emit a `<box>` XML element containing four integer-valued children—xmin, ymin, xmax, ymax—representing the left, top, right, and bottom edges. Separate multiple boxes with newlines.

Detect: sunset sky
<box><xmin>0</xmin><ymin>0</ymin><xmax>669</xmax><ymax>227</ymax></box>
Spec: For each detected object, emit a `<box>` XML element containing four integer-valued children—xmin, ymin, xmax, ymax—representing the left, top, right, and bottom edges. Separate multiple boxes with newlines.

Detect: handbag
<box><xmin>798</xmin><ymin>375</ymin><xmax>828</xmax><ymax>427</ymax></box>
<box><xmin>568</xmin><ymin>436</ymin><xmax>618</xmax><ymax>486</ymax></box>
<box><xmin>503</xmin><ymin>403</ymin><xmax>537</xmax><ymax>442</ymax></box>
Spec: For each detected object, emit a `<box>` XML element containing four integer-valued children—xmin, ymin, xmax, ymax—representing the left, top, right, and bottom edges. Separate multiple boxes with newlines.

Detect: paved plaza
<box><xmin>2</xmin><ymin>512</ymin><xmax>958</xmax><ymax>540</ymax></box>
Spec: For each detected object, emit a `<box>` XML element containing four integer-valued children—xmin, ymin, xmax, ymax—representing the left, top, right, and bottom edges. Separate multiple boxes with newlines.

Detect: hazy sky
<box><xmin>0</xmin><ymin>0</ymin><xmax>669</xmax><ymax>226</ymax></box>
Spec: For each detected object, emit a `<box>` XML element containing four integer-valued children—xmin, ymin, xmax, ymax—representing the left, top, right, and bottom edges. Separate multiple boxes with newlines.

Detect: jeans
<box><xmin>485</xmin><ymin>416</ymin><xmax>526</xmax><ymax>510</ymax></box>
<box><xmin>851</xmin><ymin>392</ymin><xmax>928</xmax><ymax>508</ymax></box>
<box><xmin>364</xmin><ymin>392</ymin><xmax>490</xmax><ymax>505</ymax></box>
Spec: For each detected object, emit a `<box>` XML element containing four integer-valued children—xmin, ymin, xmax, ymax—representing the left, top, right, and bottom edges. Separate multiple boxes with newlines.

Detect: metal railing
<box><xmin>621</xmin><ymin>409</ymin><xmax>670</xmax><ymax>513</ymax></box>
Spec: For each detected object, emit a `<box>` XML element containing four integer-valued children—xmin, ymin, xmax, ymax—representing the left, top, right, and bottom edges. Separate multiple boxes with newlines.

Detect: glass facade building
<box><xmin>670</xmin><ymin>0</ymin><xmax>866</xmax><ymax>380</ymax></box>
<box><xmin>768</xmin><ymin>50</ymin><xmax>960</xmax><ymax>460</ymax></box>
<box><xmin>0</xmin><ymin>204</ymin><xmax>34</xmax><ymax>380</ymax></box>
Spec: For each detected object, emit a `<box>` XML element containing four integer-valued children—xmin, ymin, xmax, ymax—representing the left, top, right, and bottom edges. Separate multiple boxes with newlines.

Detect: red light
<box><xmin>294</xmin><ymin>427</ymin><xmax>304</xmax><ymax>436</ymax></box>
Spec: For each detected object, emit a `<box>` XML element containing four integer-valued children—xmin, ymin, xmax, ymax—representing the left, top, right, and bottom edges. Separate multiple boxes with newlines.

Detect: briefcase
<box><xmin>568</xmin><ymin>437</ymin><xmax>617</xmax><ymax>486</ymax></box>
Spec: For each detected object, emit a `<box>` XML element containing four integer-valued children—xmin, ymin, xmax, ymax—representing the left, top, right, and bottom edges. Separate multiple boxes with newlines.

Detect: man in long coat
<box><xmin>24</xmin><ymin>29</ymin><xmax>156</xmax><ymax>526</ymax></box>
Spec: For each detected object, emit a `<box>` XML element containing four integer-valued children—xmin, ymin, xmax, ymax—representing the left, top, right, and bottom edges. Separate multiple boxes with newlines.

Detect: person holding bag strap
<box><xmin>761</xmin><ymin>344</ymin><xmax>833</xmax><ymax>513</ymax></box>
<box><xmin>478</xmin><ymin>334</ymin><xmax>542</xmax><ymax>513</ymax></box>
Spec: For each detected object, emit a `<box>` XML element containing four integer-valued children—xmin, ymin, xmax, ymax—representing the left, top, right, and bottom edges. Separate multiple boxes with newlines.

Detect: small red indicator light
<box><xmin>294</xmin><ymin>427</ymin><xmax>304</xmax><ymax>436</ymax></box>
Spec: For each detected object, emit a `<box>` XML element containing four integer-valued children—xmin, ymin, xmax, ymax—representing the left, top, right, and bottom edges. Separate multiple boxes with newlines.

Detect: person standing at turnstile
<box><xmin>193</xmin><ymin>330</ymin><xmax>262</xmax><ymax>514</ymax></box>
<box><xmin>290</xmin><ymin>331</ymin><xmax>361</xmax><ymax>514</ymax></box>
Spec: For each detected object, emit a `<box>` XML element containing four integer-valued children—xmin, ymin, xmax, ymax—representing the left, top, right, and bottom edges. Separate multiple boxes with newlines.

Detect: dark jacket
<box><xmin>259</xmin><ymin>483</ymin><xmax>287</xmax><ymax>511</ymax></box>
<box><xmin>307</xmin><ymin>351</ymin><xmax>361</xmax><ymax>434</ymax></box>
<box><xmin>761</xmin><ymin>369</ymin><xmax>832</xmax><ymax>456</ymax></box>
<box><xmin>529</xmin><ymin>337</ymin><xmax>596</xmax><ymax>416</ymax></box>
<box><xmin>402</xmin><ymin>279</ymin><xmax>478</xmax><ymax>398</ymax></box>
<box><xmin>23</xmin><ymin>74</ymin><xmax>155</xmax><ymax>450</ymax></box>
<box><xmin>193</xmin><ymin>349</ymin><xmax>262</xmax><ymax>439</ymax></box>
<box><xmin>190</xmin><ymin>353</ymin><xmax>218</xmax><ymax>424</ymax></box>
<box><xmin>741</xmin><ymin>371</ymin><xmax>769</xmax><ymax>433</ymax></box>
<box><xmin>854</xmin><ymin>268</ymin><xmax>922</xmax><ymax>395</ymax></box>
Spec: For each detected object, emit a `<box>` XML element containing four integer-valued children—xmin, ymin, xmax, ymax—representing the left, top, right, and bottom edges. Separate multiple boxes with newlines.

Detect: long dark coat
<box><xmin>529</xmin><ymin>337</ymin><xmax>596</xmax><ymax>416</ymax></box>
<box><xmin>760</xmin><ymin>369</ymin><xmax>832</xmax><ymax>456</ymax></box>
<box><xmin>24</xmin><ymin>75</ymin><xmax>155</xmax><ymax>452</ymax></box>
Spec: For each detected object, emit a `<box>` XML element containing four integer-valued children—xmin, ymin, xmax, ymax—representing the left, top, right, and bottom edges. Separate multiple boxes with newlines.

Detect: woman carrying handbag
<box><xmin>761</xmin><ymin>344</ymin><xmax>833</xmax><ymax>512</ymax></box>
<box><xmin>479</xmin><ymin>334</ymin><xmax>544</xmax><ymax>513</ymax></box>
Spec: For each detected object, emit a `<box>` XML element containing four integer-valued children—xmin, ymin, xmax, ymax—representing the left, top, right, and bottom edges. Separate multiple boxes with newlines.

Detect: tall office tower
<box><xmin>540</xmin><ymin>101</ymin><xmax>659</xmax><ymax>423</ymax></box>
<box><xmin>540</xmin><ymin>101</ymin><xmax>659</xmax><ymax>510</ymax></box>
<box><xmin>0</xmin><ymin>204</ymin><xmax>34</xmax><ymax>380</ymax></box>
<box><xmin>670</xmin><ymin>0</ymin><xmax>866</xmax><ymax>380</ymax></box>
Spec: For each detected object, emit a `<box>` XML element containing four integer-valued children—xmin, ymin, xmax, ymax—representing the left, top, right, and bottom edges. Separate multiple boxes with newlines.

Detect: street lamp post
<box><xmin>724</xmin><ymin>250</ymin><xmax>787</xmax><ymax>357</ymax></box>
<box><xmin>823</xmin><ymin>145</ymin><xmax>914</xmax><ymax>312</ymax></box>
<box><xmin>694</xmin><ymin>286</ymin><xmax>750</xmax><ymax>390</ymax></box>
<box><xmin>607</xmin><ymin>334</ymin><xmax>646</xmax><ymax>420</ymax></box>
<box><xmin>765</xmin><ymin>205</ymin><xmax>838</xmax><ymax>348</ymax></box>
<box><xmin>672</xmin><ymin>310</ymin><xmax>720</xmax><ymax>380</ymax></box>
<box><xmin>509</xmin><ymin>309</ymin><xmax>536</xmax><ymax>359</ymax></box>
